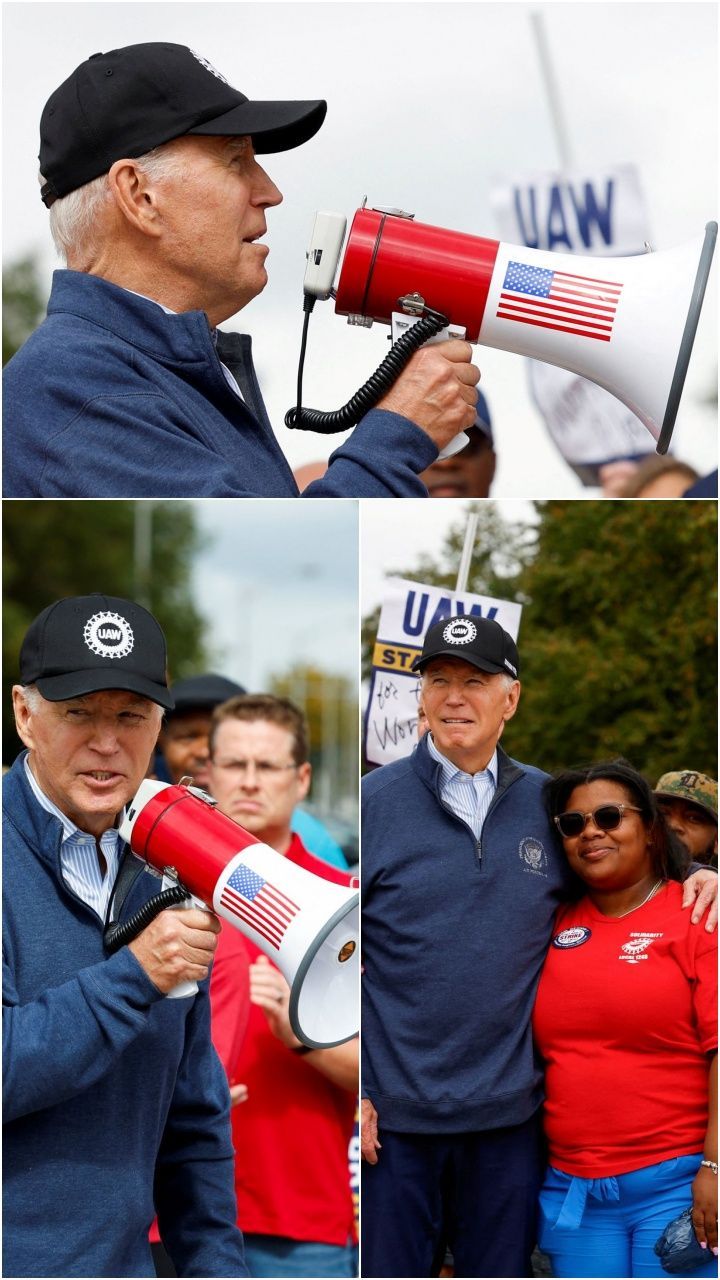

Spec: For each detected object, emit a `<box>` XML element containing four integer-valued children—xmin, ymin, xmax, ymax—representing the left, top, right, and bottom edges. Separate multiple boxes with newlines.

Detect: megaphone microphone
<box><xmin>288</xmin><ymin>204</ymin><xmax>716</xmax><ymax>454</ymax></box>
<box><xmin>110</xmin><ymin>779</ymin><xmax>359</xmax><ymax>1049</ymax></box>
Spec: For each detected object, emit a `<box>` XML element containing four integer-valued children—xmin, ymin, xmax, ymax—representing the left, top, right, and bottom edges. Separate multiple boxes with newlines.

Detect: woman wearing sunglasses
<box><xmin>532</xmin><ymin>759</ymin><xmax>717</xmax><ymax>1278</ymax></box>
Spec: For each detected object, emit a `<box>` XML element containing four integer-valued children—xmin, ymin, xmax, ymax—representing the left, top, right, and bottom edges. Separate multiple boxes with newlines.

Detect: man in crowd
<box><xmin>157</xmin><ymin>671</ymin><xmax>349</xmax><ymax>869</ymax></box>
<box><xmin>4</xmin><ymin>42</ymin><xmax>479</xmax><ymax>498</ymax></box>
<box><xmin>418</xmin><ymin>392</ymin><xmax>496</xmax><ymax>498</ymax></box>
<box><xmin>3</xmin><ymin>594</ymin><xmax>246</xmax><ymax>1278</ymax></box>
<box><xmin>207</xmin><ymin>693</ymin><xmax>358</xmax><ymax>1277</ymax></box>
<box><xmin>155</xmin><ymin>672</ymin><xmax>246</xmax><ymax>791</ymax></box>
<box><xmin>361</xmin><ymin>615</ymin><xmax>718</xmax><ymax>1278</ymax></box>
<box><xmin>655</xmin><ymin>770</ymin><xmax>718</xmax><ymax>867</ymax></box>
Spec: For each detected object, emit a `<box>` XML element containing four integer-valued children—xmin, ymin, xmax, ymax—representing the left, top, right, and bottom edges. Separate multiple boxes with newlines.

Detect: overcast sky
<box><xmin>3</xmin><ymin>1</ymin><xmax>717</xmax><ymax>494</ymax></box>
<box><xmin>190</xmin><ymin>498</ymin><xmax>358</xmax><ymax>689</ymax></box>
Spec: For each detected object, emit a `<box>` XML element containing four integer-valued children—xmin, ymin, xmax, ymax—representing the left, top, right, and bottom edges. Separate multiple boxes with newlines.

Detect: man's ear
<box><xmin>502</xmin><ymin>679</ymin><xmax>521</xmax><ymax>724</ymax></box>
<box><xmin>296</xmin><ymin>762</ymin><xmax>312</xmax><ymax>804</ymax></box>
<box><xmin>12</xmin><ymin>686</ymin><xmax>35</xmax><ymax>749</ymax></box>
<box><xmin>106</xmin><ymin>158</ymin><xmax>165</xmax><ymax>239</ymax></box>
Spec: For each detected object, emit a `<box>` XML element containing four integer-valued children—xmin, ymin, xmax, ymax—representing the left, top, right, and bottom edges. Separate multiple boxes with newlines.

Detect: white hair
<box><xmin>19</xmin><ymin>683</ymin><xmax>44</xmax><ymax>713</ymax></box>
<box><xmin>40</xmin><ymin>141</ymin><xmax>188</xmax><ymax>267</ymax></box>
<box><xmin>20</xmin><ymin>683</ymin><xmax>164</xmax><ymax>723</ymax></box>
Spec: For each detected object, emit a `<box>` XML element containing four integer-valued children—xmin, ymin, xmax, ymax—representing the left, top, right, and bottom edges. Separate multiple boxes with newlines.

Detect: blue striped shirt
<box><xmin>426</xmin><ymin>735</ymin><xmax>498</xmax><ymax>839</ymax></box>
<box><xmin>24</xmin><ymin>758</ymin><xmax>122</xmax><ymax>920</ymax></box>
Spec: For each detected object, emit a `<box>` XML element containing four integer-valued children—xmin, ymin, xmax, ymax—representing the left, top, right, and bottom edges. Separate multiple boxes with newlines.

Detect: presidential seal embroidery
<box><xmin>519</xmin><ymin>836</ymin><xmax>548</xmax><ymax>877</ymax></box>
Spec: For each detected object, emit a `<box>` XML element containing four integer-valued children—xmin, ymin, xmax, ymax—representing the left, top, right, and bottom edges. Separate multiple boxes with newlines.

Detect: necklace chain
<box><xmin>611</xmin><ymin>878</ymin><xmax>664</xmax><ymax>919</ymax></box>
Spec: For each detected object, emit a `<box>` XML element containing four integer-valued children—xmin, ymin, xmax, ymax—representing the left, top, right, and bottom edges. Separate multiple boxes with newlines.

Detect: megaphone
<box><xmin>117</xmin><ymin>779</ymin><xmax>359</xmax><ymax>1049</ymax></box>
<box><xmin>292</xmin><ymin>205</ymin><xmax>716</xmax><ymax>454</ymax></box>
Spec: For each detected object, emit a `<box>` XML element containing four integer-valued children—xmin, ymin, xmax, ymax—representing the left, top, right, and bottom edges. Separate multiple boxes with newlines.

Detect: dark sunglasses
<box><xmin>554</xmin><ymin>803</ymin><xmax>643</xmax><ymax>839</ymax></box>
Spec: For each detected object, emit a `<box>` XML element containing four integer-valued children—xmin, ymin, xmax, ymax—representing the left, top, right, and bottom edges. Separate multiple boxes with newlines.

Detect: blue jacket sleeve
<box><xmin>154</xmin><ymin>980</ymin><xmax>248</xmax><ymax>1277</ymax></box>
<box><xmin>2</xmin><ymin>945</ymin><xmax>166</xmax><ymax>1121</ymax></box>
<box><xmin>303</xmin><ymin>409</ymin><xmax>437</xmax><ymax>497</ymax></box>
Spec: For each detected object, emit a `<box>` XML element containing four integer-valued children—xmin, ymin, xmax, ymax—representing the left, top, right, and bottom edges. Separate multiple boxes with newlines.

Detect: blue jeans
<box><xmin>538</xmin><ymin>1154</ymin><xmax>717</xmax><ymax>1278</ymax></box>
<box><xmin>242</xmin><ymin>1233</ymin><xmax>357</xmax><ymax>1278</ymax></box>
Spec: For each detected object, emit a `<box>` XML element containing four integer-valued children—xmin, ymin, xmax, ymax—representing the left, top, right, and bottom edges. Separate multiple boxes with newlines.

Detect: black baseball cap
<box><xmin>412</xmin><ymin>615</ymin><xmax>520</xmax><ymax>678</ymax></box>
<box><xmin>168</xmin><ymin>673</ymin><xmax>246</xmax><ymax>716</ymax></box>
<box><xmin>39</xmin><ymin>42</ymin><xmax>327</xmax><ymax>206</ymax></box>
<box><xmin>19</xmin><ymin>594</ymin><xmax>174</xmax><ymax>709</ymax></box>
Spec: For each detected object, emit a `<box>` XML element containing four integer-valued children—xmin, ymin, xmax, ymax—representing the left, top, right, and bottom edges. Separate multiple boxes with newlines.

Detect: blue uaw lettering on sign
<box><xmin>402</xmin><ymin>592</ymin><xmax>498</xmax><ymax>638</ymax></box>
<box><xmin>513</xmin><ymin>180</ymin><xmax>615</xmax><ymax>252</ymax></box>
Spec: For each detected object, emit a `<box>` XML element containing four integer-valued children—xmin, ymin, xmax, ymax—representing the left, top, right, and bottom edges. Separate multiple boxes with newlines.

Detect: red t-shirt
<box><xmin>231</xmin><ymin>834</ymin><xmax>357</xmax><ymax>1245</ymax></box>
<box><xmin>532</xmin><ymin>880</ymin><xmax>717</xmax><ymax>1178</ymax></box>
<box><xmin>150</xmin><ymin>920</ymin><xmax>252</xmax><ymax>1244</ymax></box>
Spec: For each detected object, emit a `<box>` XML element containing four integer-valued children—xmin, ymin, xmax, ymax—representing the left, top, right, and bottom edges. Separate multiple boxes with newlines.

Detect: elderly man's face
<box><xmin>421</xmin><ymin>657</ymin><xmax>520</xmax><ymax>771</ymax></box>
<box><xmin>151</xmin><ymin>135</ymin><xmax>283</xmax><ymax>324</ymax></box>
<box><xmin>13</xmin><ymin>688</ymin><xmax>162</xmax><ymax>838</ymax></box>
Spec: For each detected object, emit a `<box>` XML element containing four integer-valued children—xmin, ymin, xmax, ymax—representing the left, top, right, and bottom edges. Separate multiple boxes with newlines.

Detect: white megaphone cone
<box><xmin>119</xmin><ymin>779</ymin><xmax>358</xmax><ymax>1049</ymax></box>
<box><xmin>332</xmin><ymin>207</ymin><xmax>717</xmax><ymax>453</ymax></box>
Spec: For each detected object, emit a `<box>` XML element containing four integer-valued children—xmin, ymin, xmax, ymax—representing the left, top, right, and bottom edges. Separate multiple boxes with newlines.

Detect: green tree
<box><xmin>504</xmin><ymin>501</ymin><xmax>718</xmax><ymax>779</ymax></box>
<box><xmin>3</xmin><ymin>255</ymin><xmax>48</xmax><ymax>365</ymax></box>
<box><xmin>361</xmin><ymin>501</ymin><xmax>717</xmax><ymax>783</ymax></box>
<box><xmin>3</xmin><ymin>501</ymin><xmax>209</xmax><ymax>762</ymax></box>
<box><xmin>270</xmin><ymin>663</ymin><xmax>358</xmax><ymax>806</ymax></box>
<box><xmin>361</xmin><ymin>502</ymin><xmax>536</xmax><ymax>676</ymax></box>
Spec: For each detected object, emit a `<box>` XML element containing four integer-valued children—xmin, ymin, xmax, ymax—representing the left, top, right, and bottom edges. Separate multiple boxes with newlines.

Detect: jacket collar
<box><xmin>46</xmin><ymin>269</ymin><xmax>251</xmax><ymax>372</ymax></box>
<box><xmin>3</xmin><ymin>751</ymin><xmax>66</xmax><ymax>872</ymax></box>
<box><xmin>412</xmin><ymin>731</ymin><xmax>524</xmax><ymax>798</ymax></box>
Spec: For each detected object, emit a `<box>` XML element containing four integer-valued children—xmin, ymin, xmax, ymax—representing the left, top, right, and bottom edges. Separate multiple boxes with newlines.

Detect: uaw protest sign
<box><xmin>365</xmin><ymin>578</ymin><xmax>522</xmax><ymax>768</ymax></box>
<box><xmin>490</xmin><ymin>163</ymin><xmax>655</xmax><ymax>475</ymax></box>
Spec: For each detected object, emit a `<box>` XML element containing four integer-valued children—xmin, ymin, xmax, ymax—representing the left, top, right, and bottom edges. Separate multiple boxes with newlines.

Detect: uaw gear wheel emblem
<box><xmin>443</xmin><ymin>618</ymin><xmax>477</xmax><ymax>646</ymax></box>
<box><xmin>83</xmin><ymin>611</ymin><xmax>134</xmax><ymax>660</ymax></box>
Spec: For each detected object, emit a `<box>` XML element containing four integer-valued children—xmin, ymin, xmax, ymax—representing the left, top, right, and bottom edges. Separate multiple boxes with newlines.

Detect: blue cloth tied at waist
<box><xmin>549</xmin><ymin>1172</ymin><xmax>620</xmax><ymax>1230</ymax></box>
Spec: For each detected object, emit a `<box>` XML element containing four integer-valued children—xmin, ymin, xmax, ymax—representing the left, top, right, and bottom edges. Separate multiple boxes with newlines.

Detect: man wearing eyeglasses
<box><xmin>206</xmin><ymin>693</ymin><xmax>358</xmax><ymax>1279</ymax></box>
<box><xmin>361</xmin><ymin>616</ymin><xmax>718</xmax><ymax>1279</ymax></box>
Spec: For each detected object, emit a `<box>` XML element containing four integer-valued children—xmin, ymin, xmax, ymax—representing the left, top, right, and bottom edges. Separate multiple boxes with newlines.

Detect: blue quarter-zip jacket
<box><xmin>3</xmin><ymin>271</ymin><xmax>437</xmax><ymax>498</ymax></box>
<box><xmin>2</xmin><ymin>753</ymin><xmax>247</xmax><ymax>1278</ymax></box>
<box><xmin>361</xmin><ymin>735</ymin><xmax>574</xmax><ymax>1133</ymax></box>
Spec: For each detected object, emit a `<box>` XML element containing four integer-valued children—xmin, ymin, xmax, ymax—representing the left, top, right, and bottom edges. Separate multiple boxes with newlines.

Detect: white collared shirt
<box><xmin>24</xmin><ymin>757</ymin><xmax>122</xmax><ymax>920</ymax></box>
<box><xmin>426</xmin><ymin>735</ymin><xmax>498</xmax><ymax>840</ymax></box>
<box><xmin>125</xmin><ymin>288</ymin><xmax>244</xmax><ymax>400</ymax></box>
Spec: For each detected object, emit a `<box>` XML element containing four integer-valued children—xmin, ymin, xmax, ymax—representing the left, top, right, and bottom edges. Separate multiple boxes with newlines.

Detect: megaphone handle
<box><xmin>161</xmin><ymin>877</ymin><xmax>199</xmax><ymax>1000</ymax></box>
<box><xmin>436</xmin><ymin>431</ymin><xmax>470</xmax><ymax>460</ymax></box>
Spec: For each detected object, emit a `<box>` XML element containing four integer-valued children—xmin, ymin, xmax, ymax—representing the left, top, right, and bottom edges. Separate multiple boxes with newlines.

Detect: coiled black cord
<box><xmin>284</xmin><ymin>304</ymin><xmax>450</xmax><ymax>434</ymax></box>
<box><xmin>104</xmin><ymin>884</ymin><xmax>191</xmax><ymax>954</ymax></box>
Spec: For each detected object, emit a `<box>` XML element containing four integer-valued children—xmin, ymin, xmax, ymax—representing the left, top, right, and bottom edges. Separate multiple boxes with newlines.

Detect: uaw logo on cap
<box><xmin>442</xmin><ymin>618</ymin><xmax>477</xmax><ymax>646</ymax></box>
<box><xmin>83</xmin><ymin>611</ymin><xmax>134</xmax><ymax>660</ymax></box>
<box><xmin>189</xmin><ymin>50</ymin><xmax>229</xmax><ymax>83</ymax></box>
<box><xmin>552</xmin><ymin>926</ymin><xmax>592</xmax><ymax>949</ymax></box>
<box><xmin>519</xmin><ymin>836</ymin><xmax>548</xmax><ymax>877</ymax></box>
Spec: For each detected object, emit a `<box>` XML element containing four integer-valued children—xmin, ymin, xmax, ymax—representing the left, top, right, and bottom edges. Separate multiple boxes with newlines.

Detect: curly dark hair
<box><xmin>544</xmin><ymin>757</ymin><xmax>691</xmax><ymax>883</ymax></box>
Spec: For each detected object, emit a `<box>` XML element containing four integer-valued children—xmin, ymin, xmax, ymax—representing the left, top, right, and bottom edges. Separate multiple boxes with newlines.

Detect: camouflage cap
<box><xmin>654</xmin><ymin>771</ymin><xmax>718</xmax><ymax>823</ymax></box>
